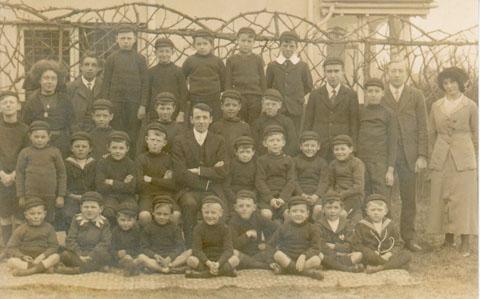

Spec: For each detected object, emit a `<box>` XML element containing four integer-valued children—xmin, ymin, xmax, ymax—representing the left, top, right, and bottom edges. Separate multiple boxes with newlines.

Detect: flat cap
<box><xmin>299</xmin><ymin>130</ymin><xmax>320</xmax><ymax>143</ymax></box>
<box><xmin>237</xmin><ymin>27</ymin><xmax>256</xmax><ymax>37</ymax></box>
<box><xmin>194</xmin><ymin>29</ymin><xmax>214</xmax><ymax>42</ymax></box>
<box><xmin>0</xmin><ymin>90</ymin><xmax>19</xmax><ymax>101</ymax></box>
<box><xmin>279</xmin><ymin>31</ymin><xmax>300</xmax><ymax>42</ymax></box>
<box><xmin>331</xmin><ymin>134</ymin><xmax>353</xmax><ymax>147</ymax></box>
<box><xmin>288</xmin><ymin>196</ymin><xmax>309</xmax><ymax>208</ymax></box>
<box><xmin>323</xmin><ymin>57</ymin><xmax>344</xmax><ymax>67</ymax></box>
<box><xmin>221</xmin><ymin>89</ymin><xmax>242</xmax><ymax>102</ymax></box>
<box><xmin>80</xmin><ymin>191</ymin><xmax>104</xmax><ymax>205</ymax></box>
<box><xmin>364</xmin><ymin>78</ymin><xmax>384</xmax><ymax>90</ymax></box>
<box><xmin>236</xmin><ymin>190</ymin><xmax>256</xmax><ymax>201</ymax></box>
<box><xmin>29</xmin><ymin>120</ymin><xmax>50</xmax><ymax>132</ymax></box>
<box><xmin>322</xmin><ymin>190</ymin><xmax>342</xmax><ymax>204</ymax></box>
<box><xmin>109</xmin><ymin>130</ymin><xmax>130</xmax><ymax>144</ymax></box>
<box><xmin>201</xmin><ymin>195</ymin><xmax>224</xmax><ymax>208</ymax></box>
<box><xmin>92</xmin><ymin>99</ymin><xmax>113</xmax><ymax>111</ymax></box>
<box><xmin>154</xmin><ymin>92</ymin><xmax>177</xmax><ymax>104</ymax></box>
<box><xmin>117</xmin><ymin>201</ymin><xmax>139</xmax><ymax>216</ymax></box>
<box><xmin>71</xmin><ymin>131</ymin><xmax>92</xmax><ymax>144</ymax></box>
<box><xmin>23</xmin><ymin>197</ymin><xmax>46</xmax><ymax>211</ymax></box>
<box><xmin>152</xmin><ymin>195</ymin><xmax>175</xmax><ymax>209</ymax></box>
<box><xmin>116</xmin><ymin>24</ymin><xmax>137</xmax><ymax>34</ymax></box>
<box><xmin>263</xmin><ymin>89</ymin><xmax>283</xmax><ymax>102</ymax></box>
<box><xmin>233</xmin><ymin>135</ymin><xmax>255</xmax><ymax>149</ymax></box>
<box><xmin>145</xmin><ymin>122</ymin><xmax>168</xmax><ymax>136</ymax></box>
<box><xmin>263</xmin><ymin>124</ymin><xmax>285</xmax><ymax>138</ymax></box>
<box><xmin>154</xmin><ymin>38</ymin><xmax>174</xmax><ymax>48</ymax></box>
<box><xmin>365</xmin><ymin>193</ymin><xmax>388</xmax><ymax>205</ymax></box>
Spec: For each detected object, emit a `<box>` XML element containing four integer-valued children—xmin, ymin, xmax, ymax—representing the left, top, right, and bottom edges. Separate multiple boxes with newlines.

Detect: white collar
<box><xmin>327</xmin><ymin>218</ymin><xmax>340</xmax><ymax>232</ymax></box>
<box><xmin>81</xmin><ymin>76</ymin><xmax>96</xmax><ymax>89</ymax></box>
<box><xmin>326</xmin><ymin>83</ymin><xmax>341</xmax><ymax>96</ymax></box>
<box><xmin>66</xmin><ymin>156</ymin><xmax>95</xmax><ymax>170</ymax></box>
<box><xmin>193</xmin><ymin>128</ymin><xmax>208</xmax><ymax>146</ymax></box>
<box><xmin>75</xmin><ymin>213</ymin><xmax>106</xmax><ymax>228</ymax></box>
<box><xmin>276</xmin><ymin>53</ymin><xmax>300</xmax><ymax>65</ymax></box>
<box><xmin>389</xmin><ymin>84</ymin><xmax>404</xmax><ymax>96</ymax></box>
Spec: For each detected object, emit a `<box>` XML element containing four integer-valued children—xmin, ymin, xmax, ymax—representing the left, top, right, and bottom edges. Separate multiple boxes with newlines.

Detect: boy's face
<box><xmin>387</xmin><ymin>61</ymin><xmax>407</xmax><ymax>88</ymax></box>
<box><xmin>117</xmin><ymin>32</ymin><xmax>136</xmax><ymax>50</ymax></box>
<box><xmin>0</xmin><ymin>95</ymin><xmax>21</xmax><ymax>117</ymax></box>
<box><xmin>81</xmin><ymin>201</ymin><xmax>102</xmax><ymax>220</ymax></box>
<box><xmin>40</xmin><ymin>70</ymin><xmax>58</xmax><ymax>94</ymax></box>
<box><xmin>324</xmin><ymin>201</ymin><xmax>342</xmax><ymax>221</ymax></box>
<box><xmin>237</xmin><ymin>33</ymin><xmax>255</xmax><ymax>54</ymax></box>
<box><xmin>194</xmin><ymin>37</ymin><xmax>213</xmax><ymax>56</ymax></box>
<box><xmin>191</xmin><ymin>108</ymin><xmax>213</xmax><ymax>133</ymax></box>
<box><xmin>71</xmin><ymin>139</ymin><xmax>92</xmax><ymax>160</ymax></box>
<box><xmin>117</xmin><ymin>213</ymin><xmax>136</xmax><ymax>231</ymax></box>
<box><xmin>92</xmin><ymin>109</ymin><xmax>113</xmax><ymax>128</ymax></box>
<box><xmin>300</xmin><ymin>139</ymin><xmax>320</xmax><ymax>158</ymax></box>
<box><xmin>155</xmin><ymin>47</ymin><xmax>173</xmax><ymax>64</ymax></box>
<box><xmin>30</xmin><ymin>130</ymin><xmax>50</xmax><ymax>149</ymax></box>
<box><xmin>263</xmin><ymin>133</ymin><xmax>285</xmax><ymax>155</ymax></box>
<box><xmin>108</xmin><ymin>140</ymin><xmax>129</xmax><ymax>160</ymax></box>
<box><xmin>366</xmin><ymin>202</ymin><xmax>388</xmax><ymax>223</ymax></box>
<box><xmin>24</xmin><ymin>205</ymin><xmax>46</xmax><ymax>226</ymax></box>
<box><xmin>202</xmin><ymin>203</ymin><xmax>223</xmax><ymax>225</ymax></box>
<box><xmin>333</xmin><ymin>144</ymin><xmax>353</xmax><ymax>161</ymax></box>
<box><xmin>153</xmin><ymin>204</ymin><xmax>172</xmax><ymax>225</ymax></box>
<box><xmin>155</xmin><ymin>103</ymin><xmax>175</xmax><ymax>122</ymax></box>
<box><xmin>145</xmin><ymin>130</ymin><xmax>167</xmax><ymax>154</ymax></box>
<box><xmin>366</xmin><ymin>86</ymin><xmax>384</xmax><ymax>105</ymax></box>
<box><xmin>280</xmin><ymin>40</ymin><xmax>297</xmax><ymax>59</ymax></box>
<box><xmin>80</xmin><ymin>57</ymin><xmax>99</xmax><ymax>81</ymax></box>
<box><xmin>234</xmin><ymin>198</ymin><xmax>256</xmax><ymax>220</ymax></box>
<box><xmin>221</xmin><ymin>97</ymin><xmax>241</xmax><ymax>119</ymax></box>
<box><xmin>262</xmin><ymin>99</ymin><xmax>282</xmax><ymax>117</ymax></box>
<box><xmin>236</xmin><ymin>145</ymin><xmax>255</xmax><ymax>163</ymax></box>
<box><xmin>324</xmin><ymin>64</ymin><xmax>343</xmax><ymax>88</ymax></box>
<box><xmin>289</xmin><ymin>204</ymin><xmax>309</xmax><ymax>224</ymax></box>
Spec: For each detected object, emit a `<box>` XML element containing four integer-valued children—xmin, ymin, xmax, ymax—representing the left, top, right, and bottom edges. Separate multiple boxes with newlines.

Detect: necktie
<box><xmin>394</xmin><ymin>89</ymin><xmax>401</xmax><ymax>102</ymax></box>
<box><xmin>87</xmin><ymin>82</ymin><xmax>92</xmax><ymax>90</ymax></box>
<box><xmin>331</xmin><ymin>88</ymin><xmax>337</xmax><ymax>103</ymax></box>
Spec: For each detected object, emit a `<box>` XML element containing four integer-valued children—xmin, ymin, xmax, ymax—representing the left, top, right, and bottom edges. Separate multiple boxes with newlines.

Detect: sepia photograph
<box><xmin>0</xmin><ymin>0</ymin><xmax>478</xmax><ymax>298</ymax></box>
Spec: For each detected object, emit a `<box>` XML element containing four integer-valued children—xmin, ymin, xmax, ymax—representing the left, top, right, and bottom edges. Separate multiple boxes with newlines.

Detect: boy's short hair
<box><xmin>0</xmin><ymin>90</ymin><xmax>19</xmax><ymax>102</ymax></box>
<box><xmin>116</xmin><ymin>201</ymin><xmax>138</xmax><ymax>217</ymax></box>
<box><xmin>80</xmin><ymin>191</ymin><xmax>104</xmax><ymax>206</ymax></box>
<box><xmin>323</xmin><ymin>57</ymin><xmax>344</xmax><ymax>68</ymax></box>
<box><xmin>364</xmin><ymin>78</ymin><xmax>384</xmax><ymax>90</ymax></box>
<box><xmin>263</xmin><ymin>89</ymin><xmax>283</xmax><ymax>103</ymax></box>
<box><xmin>117</xmin><ymin>24</ymin><xmax>137</xmax><ymax>35</ymax></box>
<box><xmin>221</xmin><ymin>89</ymin><xmax>242</xmax><ymax>104</ymax></box>
<box><xmin>279</xmin><ymin>31</ymin><xmax>300</xmax><ymax>44</ymax></box>
<box><xmin>288</xmin><ymin>196</ymin><xmax>308</xmax><ymax>209</ymax></box>
<box><xmin>154</xmin><ymin>38</ymin><xmax>174</xmax><ymax>49</ymax></box>
<box><xmin>235</xmin><ymin>189</ymin><xmax>256</xmax><ymax>203</ymax></box>
<box><xmin>92</xmin><ymin>99</ymin><xmax>114</xmax><ymax>113</ymax></box>
<box><xmin>29</xmin><ymin>120</ymin><xmax>50</xmax><ymax>133</ymax></box>
<box><xmin>109</xmin><ymin>130</ymin><xmax>130</xmax><ymax>146</ymax></box>
<box><xmin>193</xmin><ymin>29</ymin><xmax>214</xmax><ymax>45</ymax></box>
<box><xmin>152</xmin><ymin>195</ymin><xmax>174</xmax><ymax>212</ymax></box>
<box><xmin>299</xmin><ymin>130</ymin><xmax>320</xmax><ymax>144</ymax></box>
<box><xmin>234</xmin><ymin>136</ymin><xmax>255</xmax><ymax>150</ymax></box>
<box><xmin>332</xmin><ymin>134</ymin><xmax>353</xmax><ymax>147</ymax></box>
<box><xmin>23</xmin><ymin>197</ymin><xmax>46</xmax><ymax>211</ymax></box>
<box><xmin>80</xmin><ymin>51</ymin><xmax>99</xmax><ymax>65</ymax></box>
<box><xmin>263</xmin><ymin>124</ymin><xmax>285</xmax><ymax>139</ymax></box>
<box><xmin>154</xmin><ymin>92</ymin><xmax>177</xmax><ymax>107</ymax></box>
<box><xmin>71</xmin><ymin>131</ymin><xmax>92</xmax><ymax>146</ymax></box>
<box><xmin>237</xmin><ymin>27</ymin><xmax>256</xmax><ymax>38</ymax></box>
<box><xmin>365</xmin><ymin>193</ymin><xmax>388</xmax><ymax>209</ymax></box>
<box><xmin>145</xmin><ymin>122</ymin><xmax>168</xmax><ymax>138</ymax></box>
<box><xmin>192</xmin><ymin>103</ymin><xmax>212</xmax><ymax>115</ymax></box>
<box><xmin>201</xmin><ymin>195</ymin><xmax>224</xmax><ymax>208</ymax></box>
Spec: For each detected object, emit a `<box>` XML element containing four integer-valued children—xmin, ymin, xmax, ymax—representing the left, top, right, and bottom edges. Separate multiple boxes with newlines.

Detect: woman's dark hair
<box><xmin>27</xmin><ymin>59</ymin><xmax>67</xmax><ymax>92</ymax></box>
<box><xmin>437</xmin><ymin>66</ymin><xmax>468</xmax><ymax>93</ymax></box>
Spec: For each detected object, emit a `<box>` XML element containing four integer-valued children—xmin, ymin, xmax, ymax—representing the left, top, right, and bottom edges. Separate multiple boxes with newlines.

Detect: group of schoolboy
<box><xmin>0</xmin><ymin>24</ymin><xmax>411</xmax><ymax>280</ymax></box>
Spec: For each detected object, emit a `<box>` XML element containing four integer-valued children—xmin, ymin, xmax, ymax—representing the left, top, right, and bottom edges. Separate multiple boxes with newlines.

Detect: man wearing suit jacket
<box><xmin>303</xmin><ymin>57</ymin><xmax>359</xmax><ymax>161</ymax></box>
<box><xmin>382</xmin><ymin>60</ymin><xmax>428</xmax><ymax>252</ymax></box>
<box><xmin>66</xmin><ymin>52</ymin><xmax>103</xmax><ymax>131</ymax></box>
<box><xmin>172</xmin><ymin>103</ymin><xmax>227</xmax><ymax>248</ymax></box>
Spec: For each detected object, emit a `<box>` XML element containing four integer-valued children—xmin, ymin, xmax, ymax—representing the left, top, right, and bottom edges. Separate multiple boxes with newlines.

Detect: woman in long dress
<box><xmin>427</xmin><ymin>67</ymin><xmax>477</xmax><ymax>256</ymax></box>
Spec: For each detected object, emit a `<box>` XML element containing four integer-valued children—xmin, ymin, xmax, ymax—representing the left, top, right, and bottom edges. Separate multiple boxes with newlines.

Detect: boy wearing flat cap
<box><xmin>304</xmin><ymin>57</ymin><xmax>359</xmax><ymax>161</ymax></box>
<box><xmin>353</xmin><ymin>194</ymin><xmax>411</xmax><ymax>273</ymax></box>
<box><xmin>142</xmin><ymin>38</ymin><xmax>187</xmax><ymax>123</ymax></box>
<box><xmin>210</xmin><ymin>89</ymin><xmax>252</xmax><ymax>159</ymax></box>
<box><xmin>266</xmin><ymin>31</ymin><xmax>313</xmax><ymax>133</ymax></box>
<box><xmin>358</xmin><ymin>78</ymin><xmax>398</xmax><ymax>204</ymax></box>
<box><xmin>182</xmin><ymin>29</ymin><xmax>226</xmax><ymax>121</ymax></box>
<box><xmin>186</xmin><ymin>195</ymin><xmax>239</xmax><ymax>278</ymax></box>
<box><xmin>223</xmin><ymin>136</ymin><xmax>257</xmax><ymax>208</ymax></box>
<box><xmin>229</xmin><ymin>190</ymin><xmax>278</xmax><ymax>269</ymax></box>
<box><xmin>225</xmin><ymin>27</ymin><xmax>267</xmax><ymax>124</ymax></box>
<box><xmin>252</xmin><ymin>89</ymin><xmax>298</xmax><ymax>156</ymax></box>
<box><xmin>269</xmin><ymin>196</ymin><xmax>324</xmax><ymax>280</ymax></box>
<box><xmin>255</xmin><ymin>125</ymin><xmax>296</xmax><ymax>221</ymax></box>
<box><xmin>16</xmin><ymin>121</ymin><xmax>67</xmax><ymax>225</ymax></box>
<box><xmin>6</xmin><ymin>197</ymin><xmax>60</xmax><ymax>276</ymax></box>
<box><xmin>136</xmin><ymin>122</ymin><xmax>178</xmax><ymax>226</ymax></box>
<box><xmin>62</xmin><ymin>131</ymin><xmax>96</xmax><ymax>230</ymax></box>
<box><xmin>294</xmin><ymin>130</ymin><xmax>329</xmax><ymax>221</ymax></box>
<box><xmin>137</xmin><ymin>195</ymin><xmax>190</xmax><ymax>274</ymax></box>
<box><xmin>57</xmin><ymin>191</ymin><xmax>112</xmax><ymax>274</ymax></box>
<box><xmin>327</xmin><ymin>134</ymin><xmax>365</xmax><ymax>224</ymax></box>
<box><xmin>102</xmin><ymin>25</ymin><xmax>148</xmax><ymax>155</ymax></box>
<box><xmin>95</xmin><ymin>131</ymin><xmax>137</xmax><ymax>225</ymax></box>
<box><xmin>89</xmin><ymin>99</ymin><xmax>115</xmax><ymax>160</ymax></box>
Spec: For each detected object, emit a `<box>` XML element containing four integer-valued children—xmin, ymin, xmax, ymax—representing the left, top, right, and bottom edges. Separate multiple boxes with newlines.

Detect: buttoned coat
<box><xmin>66</xmin><ymin>76</ymin><xmax>103</xmax><ymax>124</ymax></box>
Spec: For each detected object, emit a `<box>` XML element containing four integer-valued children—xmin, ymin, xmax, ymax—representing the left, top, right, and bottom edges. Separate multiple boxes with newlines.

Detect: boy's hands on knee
<box><xmin>206</xmin><ymin>260</ymin><xmax>219</xmax><ymax>275</ymax></box>
<box><xmin>21</xmin><ymin>255</ymin><xmax>33</xmax><ymax>263</ymax></box>
<box><xmin>105</xmin><ymin>179</ymin><xmax>114</xmax><ymax>186</ymax></box>
<box><xmin>270</xmin><ymin>198</ymin><xmax>285</xmax><ymax>209</ymax></box>
<box><xmin>245</xmin><ymin>229</ymin><xmax>257</xmax><ymax>239</ymax></box>
<box><xmin>381</xmin><ymin>252</ymin><xmax>392</xmax><ymax>261</ymax></box>
<box><xmin>33</xmin><ymin>253</ymin><xmax>46</xmax><ymax>264</ymax></box>
<box><xmin>118</xmin><ymin>250</ymin><xmax>127</xmax><ymax>259</ymax></box>
<box><xmin>124</xmin><ymin>175</ymin><xmax>134</xmax><ymax>183</ymax></box>
<box><xmin>163</xmin><ymin>170</ymin><xmax>173</xmax><ymax>179</ymax></box>
<box><xmin>296</xmin><ymin>254</ymin><xmax>306</xmax><ymax>272</ymax></box>
<box><xmin>55</xmin><ymin>196</ymin><xmax>64</xmax><ymax>208</ymax></box>
<box><xmin>79</xmin><ymin>256</ymin><xmax>91</xmax><ymax>263</ymax></box>
<box><xmin>143</xmin><ymin>175</ymin><xmax>152</xmax><ymax>183</ymax></box>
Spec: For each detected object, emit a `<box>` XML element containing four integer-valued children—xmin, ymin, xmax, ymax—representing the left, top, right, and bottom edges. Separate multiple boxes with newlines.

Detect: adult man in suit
<box><xmin>303</xmin><ymin>57</ymin><xmax>359</xmax><ymax>161</ymax></box>
<box><xmin>382</xmin><ymin>59</ymin><xmax>428</xmax><ymax>252</ymax></box>
<box><xmin>172</xmin><ymin>103</ymin><xmax>227</xmax><ymax>248</ymax></box>
<box><xmin>66</xmin><ymin>52</ymin><xmax>103</xmax><ymax>131</ymax></box>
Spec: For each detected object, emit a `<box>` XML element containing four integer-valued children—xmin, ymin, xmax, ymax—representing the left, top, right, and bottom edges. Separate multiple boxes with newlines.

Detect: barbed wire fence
<box><xmin>0</xmin><ymin>1</ymin><xmax>477</xmax><ymax>107</ymax></box>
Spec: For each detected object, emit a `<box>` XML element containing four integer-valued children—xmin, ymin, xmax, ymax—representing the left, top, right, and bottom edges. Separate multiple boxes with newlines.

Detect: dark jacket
<box><xmin>66</xmin><ymin>76</ymin><xmax>103</xmax><ymax>126</ymax></box>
